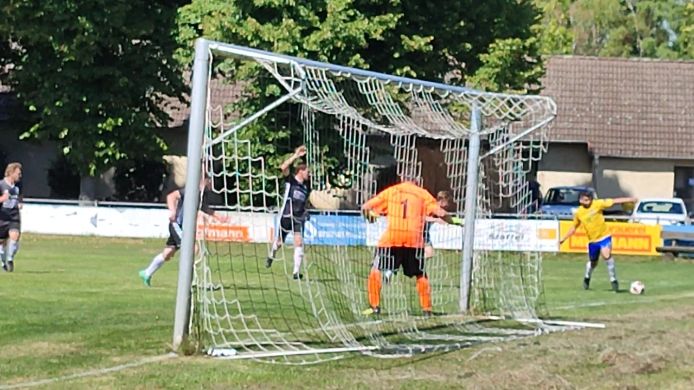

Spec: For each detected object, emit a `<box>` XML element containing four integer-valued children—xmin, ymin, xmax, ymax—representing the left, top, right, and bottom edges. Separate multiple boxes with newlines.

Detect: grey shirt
<box><xmin>0</xmin><ymin>179</ymin><xmax>20</xmax><ymax>221</ymax></box>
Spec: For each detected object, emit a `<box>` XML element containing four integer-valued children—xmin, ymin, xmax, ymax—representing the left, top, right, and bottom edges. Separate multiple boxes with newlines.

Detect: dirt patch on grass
<box><xmin>0</xmin><ymin>340</ymin><xmax>84</xmax><ymax>359</ymax></box>
<box><xmin>599</xmin><ymin>348</ymin><xmax>667</xmax><ymax>375</ymax></box>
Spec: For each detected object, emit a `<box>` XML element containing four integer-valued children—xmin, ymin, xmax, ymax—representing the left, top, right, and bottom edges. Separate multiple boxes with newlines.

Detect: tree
<box><xmin>533</xmin><ymin>0</ymin><xmax>694</xmax><ymax>60</ymax></box>
<box><xmin>0</xmin><ymin>0</ymin><xmax>186</xmax><ymax>199</ymax></box>
<box><xmin>175</xmin><ymin>0</ymin><xmax>544</xmax><ymax>169</ymax></box>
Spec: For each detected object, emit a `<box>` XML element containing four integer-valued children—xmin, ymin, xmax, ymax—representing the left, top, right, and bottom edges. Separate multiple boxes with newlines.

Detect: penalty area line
<box><xmin>552</xmin><ymin>291</ymin><xmax>694</xmax><ymax>311</ymax></box>
<box><xmin>0</xmin><ymin>353</ymin><xmax>177</xmax><ymax>389</ymax></box>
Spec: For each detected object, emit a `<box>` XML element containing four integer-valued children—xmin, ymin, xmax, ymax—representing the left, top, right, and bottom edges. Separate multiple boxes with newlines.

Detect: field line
<box><xmin>0</xmin><ymin>353</ymin><xmax>177</xmax><ymax>389</ymax></box>
<box><xmin>551</xmin><ymin>291</ymin><xmax>694</xmax><ymax>311</ymax></box>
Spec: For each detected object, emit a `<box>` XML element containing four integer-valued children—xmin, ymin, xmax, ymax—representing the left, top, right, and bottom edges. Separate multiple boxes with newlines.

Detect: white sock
<box><xmin>7</xmin><ymin>240</ymin><xmax>18</xmax><ymax>262</ymax></box>
<box><xmin>606</xmin><ymin>258</ymin><xmax>617</xmax><ymax>282</ymax></box>
<box><xmin>269</xmin><ymin>241</ymin><xmax>281</xmax><ymax>258</ymax></box>
<box><xmin>584</xmin><ymin>261</ymin><xmax>595</xmax><ymax>279</ymax></box>
<box><xmin>0</xmin><ymin>242</ymin><xmax>5</xmax><ymax>262</ymax></box>
<box><xmin>145</xmin><ymin>254</ymin><xmax>166</xmax><ymax>278</ymax></box>
<box><xmin>293</xmin><ymin>246</ymin><xmax>304</xmax><ymax>275</ymax></box>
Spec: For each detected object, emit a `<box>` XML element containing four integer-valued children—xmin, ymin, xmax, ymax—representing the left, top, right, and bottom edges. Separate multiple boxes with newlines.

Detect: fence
<box><xmin>20</xmin><ymin>199</ymin><xmax>680</xmax><ymax>256</ymax></box>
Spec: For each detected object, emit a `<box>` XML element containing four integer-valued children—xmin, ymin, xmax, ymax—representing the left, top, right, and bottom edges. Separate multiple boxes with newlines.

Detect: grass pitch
<box><xmin>1</xmin><ymin>234</ymin><xmax>693</xmax><ymax>389</ymax></box>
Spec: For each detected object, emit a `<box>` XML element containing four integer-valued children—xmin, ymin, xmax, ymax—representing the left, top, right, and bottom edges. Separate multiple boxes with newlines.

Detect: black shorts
<box><xmin>0</xmin><ymin>219</ymin><xmax>19</xmax><ymax>238</ymax></box>
<box><xmin>8</xmin><ymin>220</ymin><xmax>20</xmax><ymax>232</ymax></box>
<box><xmin>373</xmin><ymin>247</ymin><xmax>425</xmax><ymax>278</ymax></box>
<box><xmin>278</xmin><ymin>217</ymin><xmax>304</xmax><ymax>242</ymax></box>
<box><xmin>423</xmin><ymin>222</ymin><xmax>433</xmax><ymax>245</ymax></box>
<box><xmin>166</xmin><ymin>223</ymin><xmax>183</xmax><ymax>248</ymax></box>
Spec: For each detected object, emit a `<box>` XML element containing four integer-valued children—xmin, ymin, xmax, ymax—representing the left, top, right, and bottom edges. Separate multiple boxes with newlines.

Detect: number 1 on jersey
<box><xmin>401</xmin><ymin>199</ymin><xmax>408</xmax><ymax>219</ymax></box>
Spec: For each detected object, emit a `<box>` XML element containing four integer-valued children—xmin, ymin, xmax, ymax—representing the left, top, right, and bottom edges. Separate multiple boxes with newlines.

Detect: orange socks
<box><xmin>367</xmin><ymin>269</ymin><xmax>382</xmax><ymax>308</ymax></box>
<box><xmin>416</xmin><ymin>275</ymin><xmax>432</xmax><ymax>312</ymax></box>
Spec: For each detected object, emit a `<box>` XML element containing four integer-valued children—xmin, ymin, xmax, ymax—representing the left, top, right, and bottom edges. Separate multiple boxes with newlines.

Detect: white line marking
<box><xmin>0</xmin><ymin>353</ymin><xmax>177</xmax><ymax>389</ymax></box>
<box><xmin>551</xmin><ymin>291</ymin><xmax>694</xmax><ymax>311</ymax></box>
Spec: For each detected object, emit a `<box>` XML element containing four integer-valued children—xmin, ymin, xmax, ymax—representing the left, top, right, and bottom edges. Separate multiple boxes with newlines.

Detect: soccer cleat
<box><xmin>6</xmin><ymin>261</ymin><xmax>13</xmax><ymax>272</ymax></box>
<box><xmin>292</xmin><ymin>273</ymin><xmax>303</xmax><ymax>280</ymax></box>
<box><xmin>139</xmin><ymin>270</ymin><xmax>152</xmax><ymax>287</ymax></box>
<box><xmin>611</xmin><ymin>280</ymin><xmax>619</xmax><ymax>293</ymax></box>
<box><xmin>583</xmin><ymin>277</ymin><xmax>590</xmax><ymax>290</ymax></box>
<box><xmin>423</xmin><ymin>310</ymin><xmax>433</xmax><ymax>317</ymax></box>
<box><xmin>362</xmin><ymin>306</ymin><xmax>381</xmax><ymax>315</ymax></box>
<box><xmin>265</xmin><ymin>257</ymin><xmax>273</xmax><ymax>268</ymax></box>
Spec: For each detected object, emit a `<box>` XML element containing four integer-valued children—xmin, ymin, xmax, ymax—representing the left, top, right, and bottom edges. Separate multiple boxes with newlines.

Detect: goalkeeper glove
<box><xmin>363</xmin><ymin>209</ymin><xmax>379</xmax><ymax>223</ymax></box>
<box><xmin>450</xmin><ymin>217</ymin><xmax>463</xmax><ymax>226</ymax></box>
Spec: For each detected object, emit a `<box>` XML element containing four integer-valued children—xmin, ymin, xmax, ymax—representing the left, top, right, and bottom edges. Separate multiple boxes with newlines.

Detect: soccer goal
<box><xmin>172</xmin><ymin>38</ymin><xmax>587</xmax><ymax>363</ymax></box>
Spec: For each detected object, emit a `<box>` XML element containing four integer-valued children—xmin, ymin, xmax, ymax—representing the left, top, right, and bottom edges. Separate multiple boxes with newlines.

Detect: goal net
<box><xmin>174</xmin><ymin>39</ymin><xmax>571</xmax><ymax>364</ymax></box>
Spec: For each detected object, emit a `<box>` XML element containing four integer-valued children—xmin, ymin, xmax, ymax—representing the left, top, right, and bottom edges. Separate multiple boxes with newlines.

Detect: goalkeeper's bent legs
<box><xmin>367</xmin><ymin>268</ymin><xmax>382</xmax><ymax>309</ymax></box>
<box><xmin>416</xmin><ymin>275</ymin><xmax>432</xmax><ymax>312</ymax></box>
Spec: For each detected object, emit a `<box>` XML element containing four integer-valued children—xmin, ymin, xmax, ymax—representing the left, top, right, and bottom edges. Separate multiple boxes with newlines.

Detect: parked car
<box><xmin>630</xmin><ymin>198</ymin><xmax>690</xmax><ymax>225</ymax></box>
<box><xmin>540</xmin><ymin>186</ymin><xmax>597</xmax><ymax>217</ymax></box>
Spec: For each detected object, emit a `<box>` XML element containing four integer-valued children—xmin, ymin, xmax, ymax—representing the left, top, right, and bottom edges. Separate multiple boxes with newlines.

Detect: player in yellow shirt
<box><xmin>560</xmin><ymin>191</ymin><xmax>637</xmax><ymax>292</ymax></box>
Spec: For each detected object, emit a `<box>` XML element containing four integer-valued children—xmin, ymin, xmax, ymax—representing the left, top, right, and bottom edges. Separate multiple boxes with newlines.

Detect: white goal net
<box><xmin>173</xmin><ymin>39</ymin><xmax>575</xmax><ymax>364</ymax></box>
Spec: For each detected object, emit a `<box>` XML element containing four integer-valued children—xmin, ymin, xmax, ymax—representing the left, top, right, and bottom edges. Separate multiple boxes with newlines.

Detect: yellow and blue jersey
<box><xmin>572</xmin><ymin>199</ymin><xmax>615</xmax><ymax>242</ymax></box>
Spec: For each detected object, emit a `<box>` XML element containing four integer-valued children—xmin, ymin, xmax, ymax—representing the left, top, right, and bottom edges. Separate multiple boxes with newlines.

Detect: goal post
<box><xmin>173</xmin><ymin>38</ymin><xmax>210</xmax><ymax>350</ymax></box>
<box><xmin>172</xmin><ymin>37</ymin><xmax>562</xmax><ymax>359</ymax></box>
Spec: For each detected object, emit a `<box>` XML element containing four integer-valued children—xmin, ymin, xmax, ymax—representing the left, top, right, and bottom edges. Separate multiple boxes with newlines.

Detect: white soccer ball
<box><xmin>629</xmin><ymin>280</ymin><xmax>645</xmax><ymax>295</ymax></box>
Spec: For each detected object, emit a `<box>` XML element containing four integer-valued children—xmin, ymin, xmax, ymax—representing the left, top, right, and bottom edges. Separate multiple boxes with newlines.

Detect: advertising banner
<box><xmin>559</xmin><ymin>221</ymin><xmax>661</xmax><ymax>256</ymax></box>
<box><xmin>367</xmin><ymin>218</ymin><xmax>559</xmax><ymax>252</ymax></box>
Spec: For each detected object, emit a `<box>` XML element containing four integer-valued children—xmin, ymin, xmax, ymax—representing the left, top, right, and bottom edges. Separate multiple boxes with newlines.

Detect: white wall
<box><xmin>537</xmin><ymin>143</ymin><xmax>592</xmax><ymax>193</ymax></box>
<box><xmin>596</xmin><ymin>157</ymin><xmax>675</xmax><ymax>198</ymax></box>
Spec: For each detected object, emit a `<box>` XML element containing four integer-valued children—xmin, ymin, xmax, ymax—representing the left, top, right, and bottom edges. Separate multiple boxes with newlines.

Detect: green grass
<box><xmin>1</xmin><ymin>234</ymin><xmax>694</xmax><ymax>389</ymax></box>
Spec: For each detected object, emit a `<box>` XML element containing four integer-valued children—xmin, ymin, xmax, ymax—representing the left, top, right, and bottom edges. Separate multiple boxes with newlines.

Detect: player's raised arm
<box><xmin>361</xmin><ymin>189</ymin><xmax>388</xmax><ymax>222</ymax></box>
<box><xmin>424</xmin><ymin>193</ymin><xmax>462</xmax><ymax>226</ymax></box>
<box><xmin>611</xmin><ymin>197</ymin><xmax>638</xmax><ymax>205</ymax></box>
<box><xmin>280</xmin><ymin>145</ymin><xmax>306</xmax><ymax>177</ymax></box>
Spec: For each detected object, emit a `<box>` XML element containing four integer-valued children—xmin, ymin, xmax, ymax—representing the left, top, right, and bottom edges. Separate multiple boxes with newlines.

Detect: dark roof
<box><xmin>541</xmin><ymin>56</ymin><xmax>694</xmax><ymax>159</ymax></box>
<box><xmin>166</xmin><ymin>75</ymin><xmax>243</xmax><ymax>128</ymax></box>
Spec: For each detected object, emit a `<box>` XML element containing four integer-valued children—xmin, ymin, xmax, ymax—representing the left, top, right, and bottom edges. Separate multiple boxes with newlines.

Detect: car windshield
<box><xmin>543</xmin><ymin>188</ymin><xmax>583</xmax><ymax>206</ymax></box>
<box><xmin>637</xmin><ymin>201</ymin><xmax>684</xmax><ymax>215</ymax></box>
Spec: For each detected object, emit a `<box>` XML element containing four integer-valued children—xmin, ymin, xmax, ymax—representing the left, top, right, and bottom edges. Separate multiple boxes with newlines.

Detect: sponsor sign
<box><xmin>367</xmin><ymin>218</ymin><xmax>559</xmax><ymax>252</ymax></box>
<box><xmin>303</xmin><ymin>214</ymin><xmax>366</xmax><ymax>246</ymax></box>
<box><xmin>559</xmin><ymin>221</ymin><xmax>661</xmax><ymax>256</ymax></box>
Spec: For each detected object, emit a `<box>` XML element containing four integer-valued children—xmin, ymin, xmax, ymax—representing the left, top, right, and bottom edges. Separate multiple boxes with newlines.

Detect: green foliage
<box><xmin>534</xmin><ymin>0</ymin><xmax>694</xmax><ymax>59</ymax></box>
<box><xmin>176</xmin><ymin>0</ymin><xmax>543</xmax><ymax>204</ymax></box>
<box><xmin>0</xmin><ymin>0</ymin><xmax>187</xmax><ymax>179</ymax></box>
<box><xmin>468</xmin><ymin>37</ymin><xmax>544</xmax><ymax>94</ymax></box>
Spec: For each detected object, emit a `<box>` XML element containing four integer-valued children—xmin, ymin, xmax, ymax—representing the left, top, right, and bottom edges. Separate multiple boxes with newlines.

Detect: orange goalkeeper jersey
<box><xmin>364</xmin><ymin>181</ymin><xmax>441</xmax><ymax>248</ymax></box>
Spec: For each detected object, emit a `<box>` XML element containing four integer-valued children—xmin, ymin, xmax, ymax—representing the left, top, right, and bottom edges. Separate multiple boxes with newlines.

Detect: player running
<box><xmin>560</xmin><ymin>191</ymin><xmax>637</xmax><ymax>292</ymax></box>
<box><xmin>266</xmin><ymin>145</ymin><xmax>311</xmax><ymax>280</ymax></box>
<box><xmin>0</xmin><ymin>162</ymin><xmax>23</xmax><ymax>272</ymax></box>
<box><xmin>139</xmin><ymin>175</ymin><xmax>225</xmax><ymax>287</ymax></box>
<box><xmin>362</xmin><ymin>180</ymin><xmax>461</xmax><ymax>315</ymax></box>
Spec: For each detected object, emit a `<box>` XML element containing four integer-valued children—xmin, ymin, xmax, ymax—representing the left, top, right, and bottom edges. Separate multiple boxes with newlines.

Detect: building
<box><xmin>2</xmin><ymin>56</ymin><xmax>694</xmax><ymax>205</ymax></box>
<box><xmin>538</xmin><ymin>56</ymin><xmax>694</xmax><ymax>210</ymax></box>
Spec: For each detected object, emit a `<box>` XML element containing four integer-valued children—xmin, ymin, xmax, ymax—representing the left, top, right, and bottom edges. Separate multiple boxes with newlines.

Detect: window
<box><xmin>637</xmin><ymin>201</ymin><xmax>684</xmax><ymax>215</ymax></box>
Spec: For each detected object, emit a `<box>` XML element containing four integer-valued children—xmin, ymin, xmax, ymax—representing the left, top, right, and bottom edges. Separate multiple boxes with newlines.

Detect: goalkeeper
<box><xmin>362</xmin><ymin>180</ymin><xmax>462</xmax><ymax>316</ymax></box>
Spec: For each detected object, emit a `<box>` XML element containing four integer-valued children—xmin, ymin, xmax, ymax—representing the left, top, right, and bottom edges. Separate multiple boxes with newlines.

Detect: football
<box><xmin>629</xmin><ymin>280</ymin><xmax>645</xmax><ymax>295</ymax></box>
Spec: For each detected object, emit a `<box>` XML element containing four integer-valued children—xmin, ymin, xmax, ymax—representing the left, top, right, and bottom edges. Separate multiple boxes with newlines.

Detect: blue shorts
<box><xmin>588</xmin><ymin>236</ymin><xmax>612</xmax><ymax>261</ymax></box>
